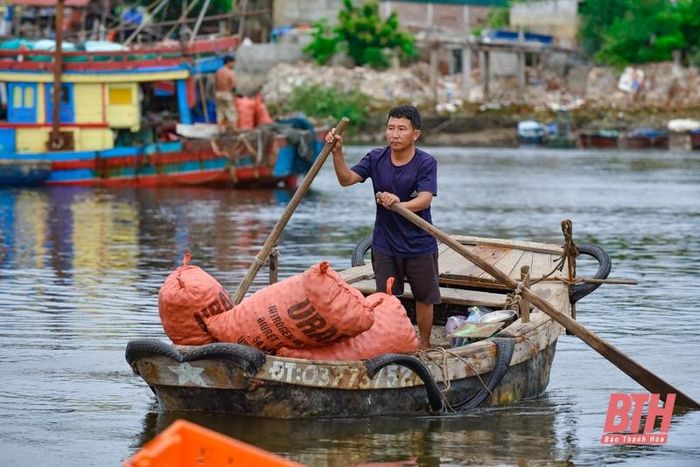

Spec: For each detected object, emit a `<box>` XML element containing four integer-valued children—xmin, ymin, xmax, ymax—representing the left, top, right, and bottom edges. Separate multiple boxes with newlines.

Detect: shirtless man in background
<box><xmin>215</xmin><ymin>55</ymin><xmax>238</xmax><ymax>131</ymax></box>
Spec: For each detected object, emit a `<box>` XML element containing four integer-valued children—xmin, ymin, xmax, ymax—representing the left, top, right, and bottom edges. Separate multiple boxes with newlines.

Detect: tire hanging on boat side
<box><xmin>569</xmin><ymin>243</ymin><xmax>612</xmax><ymax>304</ymax></box>
<box><xmin>181</xmin><ymin>343</ymin><xmax>267</xmax><ymax>375</ymax></box>
<box><xmin>451</xmin><ymin>337</ymin><xmax>515</xmax><ymax>412</ymax></box>
<box><xmin>125</xmin><ymin>339</ymin><xmax>183</xmax><ymax>369</ymax></box>
<box><xmin>351</xmin><ymin>235</ymin><xmax>373</xmax><ymax>267</ymax></box>
<box><xmin>365</xmin><ymin>353</ymin><xmax>444</xmax><ymax>412</ymax></box>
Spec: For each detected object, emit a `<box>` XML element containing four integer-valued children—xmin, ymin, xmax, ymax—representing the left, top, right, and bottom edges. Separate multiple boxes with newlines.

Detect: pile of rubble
<box><xmin>261</xmin><ymin>62</ymin><xmax>435</xmax><ymax>110</ymax></box>
<box><xmin>260</xmin><ymin>61</ymin><xmax>700</xmax><ymax>115</ymax></box>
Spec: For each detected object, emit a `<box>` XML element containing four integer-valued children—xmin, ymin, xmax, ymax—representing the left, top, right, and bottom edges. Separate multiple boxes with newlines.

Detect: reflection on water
<box><xmin>1</xmin><ymin>148</ymin><xmax>700</xmax><ymax>466</ymax></box>
<box><xmin>137</xmin><ymin>397</ymin><xmax>564</xmax><ymax>467</ymax></box>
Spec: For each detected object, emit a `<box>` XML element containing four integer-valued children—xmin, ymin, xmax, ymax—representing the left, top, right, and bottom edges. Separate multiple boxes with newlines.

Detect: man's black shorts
<box><xmin>371</xmin><ymin>250</ymin><xmax>441</xmax><ymax>304</ymax></box>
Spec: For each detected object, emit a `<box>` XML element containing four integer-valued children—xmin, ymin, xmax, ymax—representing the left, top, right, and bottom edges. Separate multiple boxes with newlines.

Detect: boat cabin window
<box><xmin>45</xmin><ymin>83</ymin><xmax>75</xmax><ymax>124</ymax></box>
<box><xmin>7</xmin><ymin>82</ymin><xmax>38</xmax><ymax>123</ymax></box>
<box><xmin>108</xmin><ymin>86</ymin><xmax>133</xmax><ymax>106</ymax></box>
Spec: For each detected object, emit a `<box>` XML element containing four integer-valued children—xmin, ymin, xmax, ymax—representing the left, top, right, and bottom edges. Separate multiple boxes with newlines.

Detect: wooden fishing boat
<box><xmin>578</xmin><ymin>130</ymin><xmax>619</xmax><ymax>149</ymax></box>
<box><xmin>126</xmin><ymin>235</ymin><xmax>611</xmax><ymax>418</ymax></box>
<box><xmin>624</xmin><ymin>128</ymin><xmax>669</xmax><ymax>150</ymax></box>
<box><xmin>0</xmin><ymin>38</ymin><xmax>326</xmax><ymax>188</ymax></box>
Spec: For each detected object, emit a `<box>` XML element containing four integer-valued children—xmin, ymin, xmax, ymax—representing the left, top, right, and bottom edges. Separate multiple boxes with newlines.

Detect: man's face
<box><xmin>386</xmin><ymin>116</ymin><xmax>420</xmax><ymax>151</ymax></box>
<box><xmin>227</xmin><ymin>60</ymin><xmax>235</xmax><ymax>69</ymax></box>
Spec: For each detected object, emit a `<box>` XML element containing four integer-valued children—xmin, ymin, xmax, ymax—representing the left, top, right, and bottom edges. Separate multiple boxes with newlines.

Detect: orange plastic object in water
<box><xmin>124</xmin><ymin>419</ymin><xmax>303</xmax><ymax>467</ymax></box>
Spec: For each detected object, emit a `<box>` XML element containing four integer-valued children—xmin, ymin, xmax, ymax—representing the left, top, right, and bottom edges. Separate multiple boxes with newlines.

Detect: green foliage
<box><xmin>579</xmin><ymin>0</ymin><xmax>630</xmax><ymax>58</ymax></box>
<box><xmin>580</xmin><ymin>0</ymin><xmax>700</xmax><ymax>66</ymax></box>
<box><xmin>285</xmin><ymin>84</ymin><xmax>371</xmax><ymax>129</ymax></box>
<box><xmin>595</xmin><ymin>0</ymin><xmax>684</xmax><ymax>65</ymax></box>
<box><xmin>304</xmin><ymin>0</ymin><xmax>417</xmax><ymax>69</ymax></box>
<box><xmin>304</xmin><ymin>19</ymin><xmax>338</xmax><ymax>65</ymax></box>
<box><xmin>485</xmin><ymin>7</ymin><xmax>510</xmax><ymax>29</ymax></box>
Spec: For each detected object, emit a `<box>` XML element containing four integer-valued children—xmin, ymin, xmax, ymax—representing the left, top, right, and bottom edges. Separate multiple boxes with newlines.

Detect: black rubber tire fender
<box><xmin>125</xmin><ymin>339</ymin><xmax>183</xmax><ymax>368</ymax></box>
<box><xmin>451</xmin><ymin>337</ymin><xmax>515</xmax><ymax>412</ymax></box>
<box><xmin>181</xmin><ymin>343</ymin><xmax>267</xmax><ymax>375</ymax></box>
<box><xmin>365</xmin><ymin>353</ymin><xmax>444</xmax><ymax>413</ymax></box>
<box><xmin>569</xmin><ymin>243</ymin><xmax>612</xmax><ymax>304</ymax></box>
<box><xmin>351</xmin><ymin>235</ymin><xmax>373</xmax><ymax>267</ymax></box>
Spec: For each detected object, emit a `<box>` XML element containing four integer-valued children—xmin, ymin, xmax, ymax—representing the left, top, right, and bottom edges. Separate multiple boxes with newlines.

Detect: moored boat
<box><xmin>578</xmin><ymin>129</ymin><xmax>619</xmax><ymax>149</ymax></box>
<box><xmin>0</xmin><ymin>38</ymin><xmax>326</xmax><ymax>188</ymax></box>
<box><xmin>126</xmin><ymin>234</ymin><xmax>611</xmax><ymax>418</ymax></box>
<box><xmin>625</xmin><ymin>128</ymin><xmax>669</xmax><ymax>150</ymax></box>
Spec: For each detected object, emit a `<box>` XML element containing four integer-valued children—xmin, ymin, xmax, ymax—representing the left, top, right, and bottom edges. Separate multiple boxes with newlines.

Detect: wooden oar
<box><xmin>231</xmin><ymin>117</ymin><xmax>350</xmax><ymax>305</ymax></box>
<box><xmin>391</xmin><ymin>204</ymin><xmax>700</xmax><ymax>409</ymax></box>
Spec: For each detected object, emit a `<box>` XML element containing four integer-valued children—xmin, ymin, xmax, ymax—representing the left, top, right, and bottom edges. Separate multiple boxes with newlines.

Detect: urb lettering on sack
<box><xmin>287</xmin><ymin>299</ymin><xmax>350</xmax><ymax>344</ymax></box>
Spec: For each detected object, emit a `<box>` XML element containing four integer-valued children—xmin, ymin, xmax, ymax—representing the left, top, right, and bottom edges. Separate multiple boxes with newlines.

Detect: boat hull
<box><xmin>4</xmin><ymin>131</ymin><xmax>325</xmax><ymax>188</ymax></box>
<box><xmin>0</xmin><ymin>159</ymin><xmax>51</xmax><ymax>186</ymax></box>
<box><xmin>138</xmin><ymin>340</ymin><xmax>556</xmax><ymax>418</ymax></box>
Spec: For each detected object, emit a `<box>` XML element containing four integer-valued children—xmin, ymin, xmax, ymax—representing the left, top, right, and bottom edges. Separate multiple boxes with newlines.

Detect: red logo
<box><xmin>601</xmin><ymin>393</ymin><xmax>675</xmax><ymax>445</ymax></box>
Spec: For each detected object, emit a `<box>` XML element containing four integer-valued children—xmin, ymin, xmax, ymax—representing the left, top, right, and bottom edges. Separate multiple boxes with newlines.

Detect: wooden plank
<box><xmin>339</xmin><ymin>264</ymin><xmax>373</xmax><ymax>284</ymax></box>
<box><xmin>506</xmin><ymin>250</ymin><xmax>535</xmax><ymax>282</ymax></box>
<box><xmin>449</xmin><ymin>235</ymin><xmax>563</xmax><ymax>254</ymax></box>
<box><xmin>477</xmin><ymin>248</ymin><xmax>527</xmax><ymax>281</ymax></box>
<box><xmin>350</xmin><ymin>279</ymin><xmax>507</xmax><ymax>308</ymax></box>
<box><xmin>529</xmin><ymin>251</ymin><xmax>553</xmax><ymax>279</ymax></box>
<box><xmin>440</xmin><ymin>244</ymin><xmax>511</xmax><ymax>278</ymax></box>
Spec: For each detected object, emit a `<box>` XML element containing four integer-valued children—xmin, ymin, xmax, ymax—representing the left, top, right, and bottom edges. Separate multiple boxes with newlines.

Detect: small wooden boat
<box><xmin>578</xmin><ymin>130</ymin><xmax>619</xmax><ymax>149</ymax></box>
<box><xmin>689</xmin><ymin>129</ymin><xmax>700</xmax><ymax>150</ymax></box>
<box><xmin>0</xmin><ymin>158</ymin><xmax>51</xmax><ymax>186</ymax></box>
<box><xmin>126</xmin><ymin>235</ymin><xmax>611</xmax><ymax>418</ymax></box>
<box><xmin>625</xmin><ymin>128</ymin><xmax>669</xmax><ymax>150</ymax></box>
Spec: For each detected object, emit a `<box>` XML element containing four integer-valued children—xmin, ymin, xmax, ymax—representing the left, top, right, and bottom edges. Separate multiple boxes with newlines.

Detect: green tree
<box><xmin>304</xmin><ymin>0</ymin><xmax>417</xmax><ymax>69</ymax></box>
<box><xmin>578</xmin><ymin>0</ymin><xmax>630</xmax><ymax>58</ymax></box>
<box><xmin>595</xmin><ymin>0</ymin><xmax>684</xmax><ymax>66</ymax></box>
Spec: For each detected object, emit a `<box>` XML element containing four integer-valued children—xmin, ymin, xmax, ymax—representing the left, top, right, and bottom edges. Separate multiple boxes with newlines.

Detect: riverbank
<box><xmin>260</xmin><ymin>61</ymin><xmax>700</xmax><ymax>147</ymax></box>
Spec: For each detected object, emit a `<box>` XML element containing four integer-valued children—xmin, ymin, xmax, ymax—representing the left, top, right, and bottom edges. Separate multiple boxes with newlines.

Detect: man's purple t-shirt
<box><xmin>351</xmin><ymin>146</ymin><xmax>438</xmax><ymax>258</ymax></box>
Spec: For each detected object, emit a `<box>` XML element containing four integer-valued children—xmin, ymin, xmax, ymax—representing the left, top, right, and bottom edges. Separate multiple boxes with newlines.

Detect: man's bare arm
<box><xmin>326</xmin><ymin>129</ymin><xmax>362</xmax><ymax>186</ymax></box>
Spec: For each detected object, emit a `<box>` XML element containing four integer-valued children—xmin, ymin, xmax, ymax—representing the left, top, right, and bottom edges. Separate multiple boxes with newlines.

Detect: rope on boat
<box><xmin>449</xmin><ymin>338</ymin><xmax>515</xmax><ymax>412</ymax></box>
<box><xmin>416</xmin><ymin>347</ymin><xmax>492</xmax><ymax>413</ymax></box>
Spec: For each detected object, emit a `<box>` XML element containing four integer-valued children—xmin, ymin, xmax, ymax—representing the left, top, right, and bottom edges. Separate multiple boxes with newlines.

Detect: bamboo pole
<box><xmin>49</xmin><ymin>0</ymin><xmax>65</xmax><ymax>150</ymax></box>
<box><xmin>230</xmin><ymin>117</ymin><xmax>350</xmax><ymax>304</ymax></box>
<box><xmin>391</xmin><ymin>203</ymin><xmax>700</xmax><ymax>410</ymax></box>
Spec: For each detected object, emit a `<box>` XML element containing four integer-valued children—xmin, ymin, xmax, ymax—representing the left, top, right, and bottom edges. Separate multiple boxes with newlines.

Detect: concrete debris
<box><xmin>261</xmin><ymin>61</ymin><xmax>700</xmax><ymax>114</ymax></box>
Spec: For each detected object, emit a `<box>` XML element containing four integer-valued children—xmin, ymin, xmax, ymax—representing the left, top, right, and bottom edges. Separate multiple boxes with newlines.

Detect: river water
<box><xmin>1</xmin><ymin>147</ymin><xmax>699</xmax><ymax>466</ymax></box>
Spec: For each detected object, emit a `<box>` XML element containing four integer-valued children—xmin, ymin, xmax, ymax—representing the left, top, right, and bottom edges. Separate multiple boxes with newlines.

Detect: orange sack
<box><xmin>206</xmin><ymin>262</ymin><xmax>376</xmax><ymax>352</ymax></box>
<box><xmin>234</xmin><ymin>96</ymin><xmax>256</xmax><ymax>130</ymax></box>
<box><xmin>277</xmin><ymin>279</ymin><xmax>419</xmax><ymax>361</ymax></box>
<box><xmin>254</xmin><ymin>94</ymin><xmax>273</xmax><ymax>126</ymax></box>
<box><xmin>158</xmin><ymin>252</ymin><xmax>232</xmax><ymax>345</ymax></box>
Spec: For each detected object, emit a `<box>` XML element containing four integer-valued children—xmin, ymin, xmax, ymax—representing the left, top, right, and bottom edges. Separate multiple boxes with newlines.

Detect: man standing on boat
<box><xmin>215</xmin><ymin>55</ymin><xmax>238</xmax><ymax>131</ymax></box>
<box><xmin>326</xmin><ymin>105</ymin><xmax>440</xmax><ymax>349</ymax></box>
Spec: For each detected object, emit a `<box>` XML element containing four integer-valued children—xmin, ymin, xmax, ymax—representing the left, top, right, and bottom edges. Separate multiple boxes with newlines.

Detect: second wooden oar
<box><xmin>391</xmin><ymin>203</ymin><xmax>700</xmax><ymax>410</ymax></box>
<box><xmin>231</xmin><ymin>117</ymin><xmax>350</xmax><ymax>305</ymax></box>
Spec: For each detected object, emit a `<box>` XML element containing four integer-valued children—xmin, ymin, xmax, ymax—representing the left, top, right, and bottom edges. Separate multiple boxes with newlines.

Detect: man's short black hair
<box><xmin>223</xmin><ymin>54</ymin><xmax>236</xmax><ymax>64</ymax></box>
<box><xmin>387</xmin><ymin>105</ymin><xmax>421</xmax><ymax>130</ymax></box>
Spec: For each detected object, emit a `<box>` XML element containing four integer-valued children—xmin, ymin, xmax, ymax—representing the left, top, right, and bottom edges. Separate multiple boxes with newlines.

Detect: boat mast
<box><xmin>49</xmin><ymin>0</ymin><xmax>64</xmax><ymax>150</ymax></box>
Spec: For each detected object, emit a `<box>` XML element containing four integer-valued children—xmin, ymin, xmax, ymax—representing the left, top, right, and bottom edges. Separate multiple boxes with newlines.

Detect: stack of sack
<box><xmin>158</xmin><ymin>256</ymin><xmax>418</xmax><ymax>360</ymax></box>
